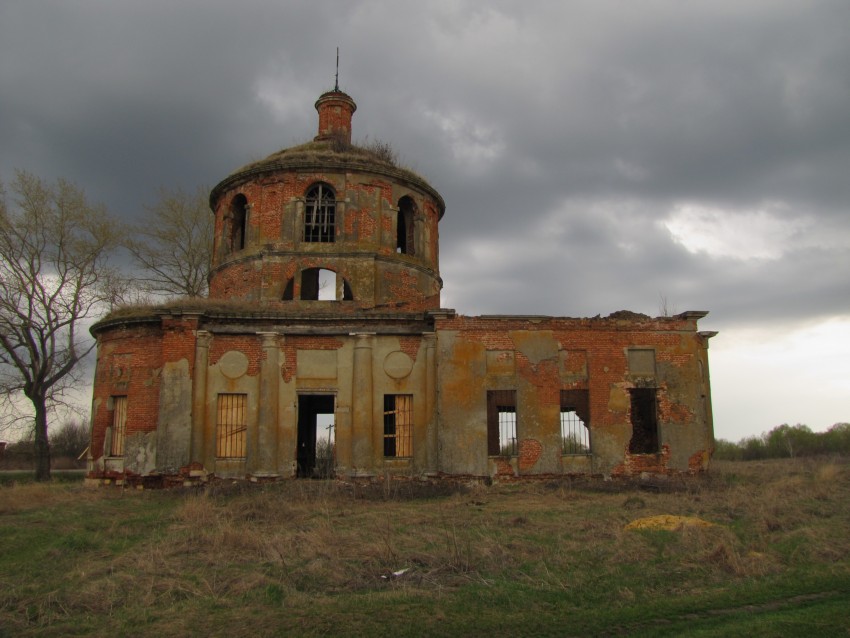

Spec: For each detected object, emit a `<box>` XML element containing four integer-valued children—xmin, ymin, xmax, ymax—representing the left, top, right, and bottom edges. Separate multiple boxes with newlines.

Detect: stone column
<box><xmin>414</xmin><ymin>214</ymin><xmax>425</xmax><ymax>259</ymax></box>
<box><xmin>255</xmin><ymin>332</ymin><xmax>280</xmax><ymax>477</ymax></box>
<box><xmin>351</xmin><ymin>333</ymin><xmax>374</xmax><ymax>475</ymax></box>
<box><xmin>423</xmin><ymin>332</ymin><xmax>438</xmax><ymax>474</ymax></box>
<box><xmin>190</xmin><ymin>331</ymin><xmax>211</xmax><ymax>466</ymax></box>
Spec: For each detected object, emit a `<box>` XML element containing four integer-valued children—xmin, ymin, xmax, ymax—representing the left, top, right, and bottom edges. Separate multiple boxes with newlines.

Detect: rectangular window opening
<box><xmin>110</xmin><ymin>396</ymin><xmax>127</xmax><ymax>457</ymax></box>
<box><xmin>560</xmin><ymin>390</ymin><xmax>591</xmax><ymax>455</ymax></box>
<box><xmin>383</xmin><ymin>394</ymin><xmax>413</xmax><ymax>458</ymax></box>
<box><xmin>217</xmin><ymin>393</ymin><xmax>247</xmax><ymax>459</ymax></box>
<box><xmin>487</xmin><ymin>390</ymin><xmax>517</xmax><ymax>456</ymax></box>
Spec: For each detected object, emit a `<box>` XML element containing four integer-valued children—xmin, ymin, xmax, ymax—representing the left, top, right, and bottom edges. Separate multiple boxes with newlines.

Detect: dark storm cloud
<box><xmin>2</xmin><ymin>0</ymin><xmax>849</xmax><ymax>331</ymax></box>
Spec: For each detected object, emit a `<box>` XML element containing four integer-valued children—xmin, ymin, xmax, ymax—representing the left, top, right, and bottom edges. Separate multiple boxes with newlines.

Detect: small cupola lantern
<box><xmin>314</xmin><ymin>90</ymin><xmax>357</xmax><ymax>145</ymax></box>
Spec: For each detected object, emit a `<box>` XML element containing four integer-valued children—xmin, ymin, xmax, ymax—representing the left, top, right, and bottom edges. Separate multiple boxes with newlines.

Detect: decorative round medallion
<box><xmin>219</xmin><ymin>351</ymin><xmax>249</xmax><ymax>379</ymax></box>
<box><xmin>383</xmin><ymin>351</ymin><xmax>414</xmax><ymax>379</ymax></box>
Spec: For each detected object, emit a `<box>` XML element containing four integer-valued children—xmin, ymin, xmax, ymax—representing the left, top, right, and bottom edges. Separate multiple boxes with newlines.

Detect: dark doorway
<box><xmin>297</xmin><ymin>394</ymin><xmax>335</xmax><ymax>478</ymax></box>
<box><xmin>628</xmin><ymin>388</ymin><xmax>659</xmax><ymax>454</ymax></box>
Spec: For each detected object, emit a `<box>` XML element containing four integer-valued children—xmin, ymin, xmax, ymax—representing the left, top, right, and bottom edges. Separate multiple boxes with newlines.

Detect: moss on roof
<box><xmin>234</xmin><ymin>140</ymin><xmax>400</xmax><ymax>175</ymax></box>
<box><xmin>91</xmin><ymin>297</ymin><xmax>431</xmax><ymax>335</ymax></box>
<box><xmin>93</xmin><ymin>298</ymin><xmax>260</xmax><ymax>327</ymax></box>
<box><xmin>210</xmin><ymin>139</ymin><xmax>445</xmax><ymax>217</ymax></box>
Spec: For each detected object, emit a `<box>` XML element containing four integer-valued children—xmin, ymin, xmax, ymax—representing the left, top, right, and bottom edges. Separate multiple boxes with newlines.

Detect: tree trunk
<box><xmin>33</xmin><ymin>397</ymin><xmax>52</xmax><ymax>481</ymax></box>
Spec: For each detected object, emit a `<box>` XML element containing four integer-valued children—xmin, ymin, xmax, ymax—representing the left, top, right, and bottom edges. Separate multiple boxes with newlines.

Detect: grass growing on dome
<box><xmin>97</xmin><ymin>297</ymin><xmax>273</xmax><ymax>322</ymax></box>
<box><xmin>231</xmin><ymin>136</ymin><xmax>427</xmax><ymax>183</ymax></box>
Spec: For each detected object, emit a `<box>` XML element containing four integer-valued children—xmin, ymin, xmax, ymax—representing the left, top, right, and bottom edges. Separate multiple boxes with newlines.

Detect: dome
<box><xmin>206</xmin><ymin>89</ymin><xmax>446</xmax><ymax>312</ymax></box>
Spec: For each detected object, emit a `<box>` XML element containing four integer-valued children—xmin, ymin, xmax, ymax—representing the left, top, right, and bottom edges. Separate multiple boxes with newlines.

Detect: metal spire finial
<box><xmin>334</xmin><ymin>47</ymin><xmax>339</xmax><ymax>91</ymax></box>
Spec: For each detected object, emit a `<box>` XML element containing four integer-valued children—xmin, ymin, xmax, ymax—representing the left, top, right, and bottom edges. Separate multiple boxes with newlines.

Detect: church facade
<box><xmin>87</xmin><ymin>89</ymin><xmax>716</xmax><ymax>485</ymax></box>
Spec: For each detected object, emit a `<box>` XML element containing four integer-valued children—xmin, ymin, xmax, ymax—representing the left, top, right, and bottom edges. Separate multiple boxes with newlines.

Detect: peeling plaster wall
<box><xmin>89</xmin><ymin>311</ymin><xmax>713</xmax><ymax>481</ymax></box>
<box><xmin>88</xmin><ymin>321</ymin><xmax>163</xmax><ymax>470</ymax></box>
<box><xmin>435</xmin><ymin>314</ymin><xmax>713</xmax><ymax>478</ymax></box>
<box><xmin>124</xmin><ymin>432</ymin><xmax>157</xmax><ymax>475</ymax></box>
<box><xmin>155</xmin><ymin>358</ymin><xmax>192</xmax><ymax>473</ymax></box>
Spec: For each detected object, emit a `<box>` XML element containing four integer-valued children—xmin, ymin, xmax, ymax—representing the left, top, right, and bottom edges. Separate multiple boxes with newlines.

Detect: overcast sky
<box><xmin>1</xmin><ymin>0</ymin><xmax>848</xmax><ymax>441</ymax></box>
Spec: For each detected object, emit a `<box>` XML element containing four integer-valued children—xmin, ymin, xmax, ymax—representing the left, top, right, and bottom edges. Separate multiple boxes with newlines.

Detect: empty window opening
<box><xmin>561</xmin><ymin>390</ymin><xmax>591</xmax><ymax>454</ymax></box>
<box><xmin>282</xmin><ymin>278</ymin><xmax>294</xmax><ymax>300</ymax></box>
<box><xmin>629</xmin><ymin>388</ymin><xmax>659</xmax><ymax>454</ymax></box>
<box><xmin>216</xmin><ymin>393</ymin><xmax>247</xmax><ymax>459</ymax></box>
<box><xmin>304</xmin><ymin>183</ymin><xmax>335</xmax><ymax>242</ymax></box>
<box><xmin>230</xmin><ymin>194</ymin><xmax>248</xmax><ymax>252</ymax></box>
<box><xmin>318</xmin><ymin>269</ymin><xmax>336</xmax><ymax>300</ymax></box>
<box><xmin>301</xmin><ymin>268</ymin><xmax>337</xmax><ymax>300</ymax></box>
<box><xmin>297</xmin><ymin>394</ymin><xmax>335</xmax><ymax>478</ymax></box>
<box><xmin>383</xmin><ymin>394</ymin><xmax>413</xmax><ymax>458</ymax></box>
<box><xmin>110</xmin><ymin>396</ymin><xmax>127</xmax><ymax>457</ymax></box>
<box><xmin>396</xmin><ymin>196</ymin><xmax>416</xmax><ymax>255</ymax></box>
<box><xmin>342</xmin><ymin>279</ymin><xmax>353</xmax><ymax>301</ymax></box>
<box><xmin>487</xmin><ymin>390</ymin><xmax>517</xmax><ymax>456</ymax></box>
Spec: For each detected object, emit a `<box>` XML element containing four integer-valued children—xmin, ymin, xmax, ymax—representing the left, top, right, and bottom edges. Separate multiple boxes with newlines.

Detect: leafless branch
<box><xmin>0</xmin><ymin>171</ymin><xmax>123</xmax><ymax>479</ymax></box>
<box><xmin>123</xmin><ymin>186</ymin><xmax>213</xmax><ymax>298</ymax></box>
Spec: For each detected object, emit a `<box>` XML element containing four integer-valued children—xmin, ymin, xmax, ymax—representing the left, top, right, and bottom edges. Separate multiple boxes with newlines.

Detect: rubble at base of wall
<box><xmin>85</xmin><ymin>465</ymin><xmax>708</xmax><ymax>494</ymax></box>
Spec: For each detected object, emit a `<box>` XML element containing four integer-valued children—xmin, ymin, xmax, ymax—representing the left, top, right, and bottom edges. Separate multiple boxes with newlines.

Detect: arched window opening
<box><xmin>318</xmin><ymin>269</ymin><xmax>336</xmax><ymax>300</ymax></box>
<box><xmin>282</xmin><ymin>278</ymin><xmax>294</xmax><ymax>301</ymax></box>
<box><xmin>396</xmin><ymin>196</ymin><xmax>416</xmax><ymax>255</ymax></box>
<box><xmin>304</xmin><ymin>183</ymin><xmax>335</xmax><ymax>243</ymax></box>
<box><xmin>230</xmin><ymin>194</ymin><xmax>248</xmax><ymax>251</ymax></box>
<box><xmin>301</xmin><ymin>268</ymin><xmax>337</xmax><ymax>301</ymax></box>
<box><xmin>342</xmin><ymin>280</ymin><xmax>353</xmax><ymax>301</ymax></box>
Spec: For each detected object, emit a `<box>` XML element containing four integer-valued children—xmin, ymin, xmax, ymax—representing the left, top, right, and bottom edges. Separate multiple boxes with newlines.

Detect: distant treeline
<box><xmin>714</xmin><ymin>423</ymin><xmax>850</xmax><ymax>460</ymax></box>
<box><xmin>0</xmin><ymin>421</ymin><xmax>88</xmax><ymax>470</ymax></box>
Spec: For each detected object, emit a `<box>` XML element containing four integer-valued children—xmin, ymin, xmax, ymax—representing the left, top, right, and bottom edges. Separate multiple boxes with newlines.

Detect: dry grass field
<box><xmin>1</xmin><ymin>458</ymin><xmax>849</xmax><ymax>637</ymax></box>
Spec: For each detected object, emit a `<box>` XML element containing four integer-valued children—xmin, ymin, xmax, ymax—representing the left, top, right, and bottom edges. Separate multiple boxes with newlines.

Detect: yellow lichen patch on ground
<box><xmin>625</xmin><ymin>514</ymin><xmax>716</xmax><ymax>531</ymax></box>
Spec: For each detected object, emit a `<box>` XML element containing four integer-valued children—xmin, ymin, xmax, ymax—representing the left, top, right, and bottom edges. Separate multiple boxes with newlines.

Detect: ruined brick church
<box><xmin>87</xmin><ymin>87</ymin><xmax>716</xmax><ymax>484</ymax></box>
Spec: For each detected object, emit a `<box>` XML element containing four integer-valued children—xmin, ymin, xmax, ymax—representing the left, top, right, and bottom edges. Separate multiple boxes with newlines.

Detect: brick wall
<box><xmin>90</xmin><ymin>321</ymin><xmax>163</xmax><ymax>460</ymax></box>
<box><xmin>208</xmin><ymin>163</ymin><xmax>443</xmax><ymax>311</ymax></box>
<box><xmin>437</xmin><ymin>314</ymin><xmax>700</xmax><ymax>430</ymax></box>
<box><xmin>209</xmin><ymin>335</ymin><xmax>263</xmax><ymax>377</ymax></box>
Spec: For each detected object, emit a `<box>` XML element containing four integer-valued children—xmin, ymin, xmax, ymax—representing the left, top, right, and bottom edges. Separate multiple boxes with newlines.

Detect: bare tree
<box><xmin>0</xmin><ymin>171</ymin><xmax>121</xmax><ymax>480</ymax></box>
<box><xmin>124</xmin><ymin>186</ymin><xmax>213</xmax><ymax>298</ymax></box>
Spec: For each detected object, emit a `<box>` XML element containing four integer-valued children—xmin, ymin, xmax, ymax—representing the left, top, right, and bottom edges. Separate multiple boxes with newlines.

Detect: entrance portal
<box><xmin>296</xmin><ymin>394</ymin><xmax>335</xmax><ymax>478</ymax></box>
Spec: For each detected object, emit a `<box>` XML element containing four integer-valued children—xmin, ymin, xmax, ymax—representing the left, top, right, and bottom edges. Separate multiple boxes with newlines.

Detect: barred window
<box><xmin>217</xmin><ymin>393</ymin><xmax>247</xmax><ymax>459</ymax></box>
<box><xmin>487</xmin><ymin>390</ymin><xmax>517</xmax><ymax>456</ymax></box>
<box><xmin>561</xmin><ymin>389</ymin><xmax>591</xmax><ymax>455</ymax></box>
<box><xmin>304</xmin><ymin>183</ymin><xmax>335</xmax><ymax>243</ymax></box>
<box><xmin>110</xmin><ymin>396</ymin><xmax>127</xmax><ymax>457</ymax></box>
<box><xmin>383</xmin><ymin>394</ymin><xmax>413</xmax><ymax>458</ymax></box>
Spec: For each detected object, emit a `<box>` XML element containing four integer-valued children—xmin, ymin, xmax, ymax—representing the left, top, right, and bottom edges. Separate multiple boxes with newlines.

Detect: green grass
<box><xmin>1</xmin><ymin>459</ymin><xmax>849</xmax><ymax>636</ymax></box>
<box><xmin>0</xmin><ymin>470</ymin><xmax>85</xmax><ymax>487</ymax></box>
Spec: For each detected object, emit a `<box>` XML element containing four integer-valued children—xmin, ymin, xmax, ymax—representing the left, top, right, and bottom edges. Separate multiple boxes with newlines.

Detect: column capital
<box><xmin>351</xmin><ymin>332</ymin><xmax>375</xmax><ymax>347</ymax></box>
<box><xmin>257</xmin><ymin>331</ymin><xmax>280</xmax><ymax>346</ymax></box>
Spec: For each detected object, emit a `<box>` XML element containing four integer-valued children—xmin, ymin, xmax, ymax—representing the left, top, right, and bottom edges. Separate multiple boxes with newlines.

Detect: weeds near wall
<box><xmin>1</xmin><ymin>459</ymin><xmax>850</xmax><ymax>635</ymax></box>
